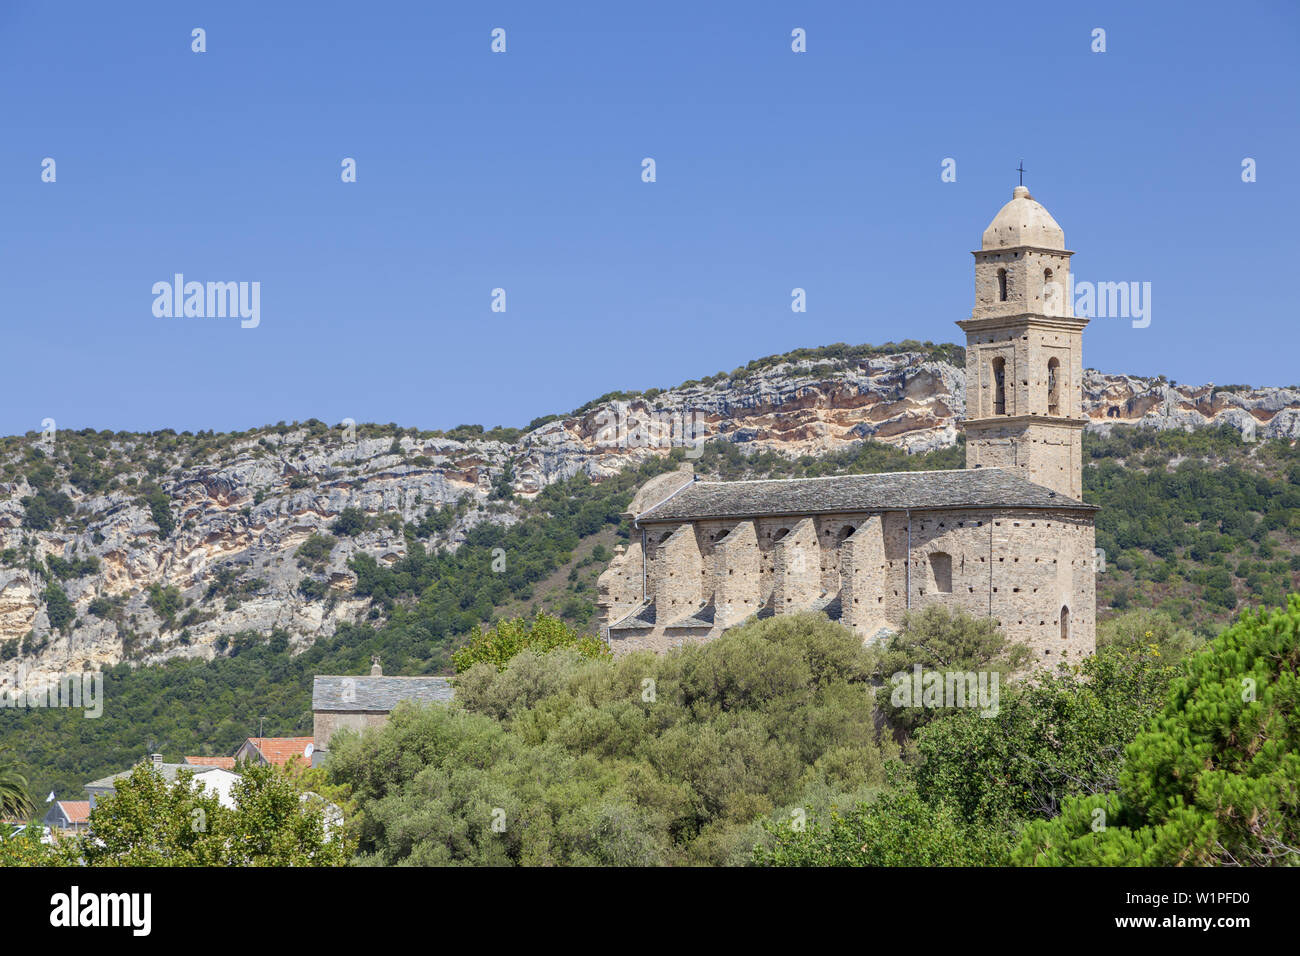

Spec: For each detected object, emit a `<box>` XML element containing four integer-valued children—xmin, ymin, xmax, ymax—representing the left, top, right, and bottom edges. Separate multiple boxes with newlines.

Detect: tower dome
<box><xmin>981</xmin><ymin>185</ymin><xmax>1065</xmax><ymax>250</ymax></box>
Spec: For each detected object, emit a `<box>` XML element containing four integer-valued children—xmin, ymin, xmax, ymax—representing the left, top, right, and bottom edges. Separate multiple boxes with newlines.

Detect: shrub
<box><xmin>451</xmin><ymin>613</ymin><xmax>609</xmax><ymax>673</ymax></box>
<box><xmin>1013</xmin><ymin>596</ymin><xmax>1300</xmax><ymax>865</ymax></box>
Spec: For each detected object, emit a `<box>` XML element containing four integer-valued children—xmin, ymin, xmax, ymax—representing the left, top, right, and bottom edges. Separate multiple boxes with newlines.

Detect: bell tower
<box><xmin>957</xmin><ymin>185</ymin><xmax>1088</xmax><ymax>500</ymax></box>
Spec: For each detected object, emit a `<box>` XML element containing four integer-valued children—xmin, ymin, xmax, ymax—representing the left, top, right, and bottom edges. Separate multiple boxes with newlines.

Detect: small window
<box><xmin>1047</xmin><ymin>357</ymin><xmax>1061</xmax><ymax>415</ymax></box>
<box><xmin>992</xmin><ymin>357</ymin><xmax>1007</xmax><ymax>415</ymax></box>
<box><xmin>1060</xmin><ymin>606</ymin><xmax>1071</xmax><ymax>641</ymax></box>
<box><xmin>997</xmin><ymin>268</ymin><xmax>1008</xmax><ymax>301</ymax></box>
<box><xmin>929</xmin><ymin>552</ymin><xmax>952</xmax><ymax>593</ymax></box>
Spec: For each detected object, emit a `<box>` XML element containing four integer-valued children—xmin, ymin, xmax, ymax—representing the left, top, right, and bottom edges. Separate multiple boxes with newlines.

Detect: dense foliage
<box><xmin>452</xmin><ymin>613</ymin><xmax>610</xmax><ymax>673</ymax></box>
<box><xmin>0</xmin><ymin>759</ymin><xmax>33</xmax><ymax>819</ymax></box>
<box><xmin>1013</xmin><ymin>596</ymin><xmax>1300</xmax><ymax>865</ymax></box>
<box><xmin>754</xmin><ymin>785</ymin><xmax>1007</xmax><ymax>866</ymax></box>
<box><xmin>1</xmin><ymin>416</ymin><xmax>1298</xmax><ymax>856</ymax></box>
<box><xmin>2</xmin><ymin>761</ymin><xmax>347</xmax><ymax>867</ymax></box>
<box><xmin>329</xmin><ymin>614</ymin><xmax>897</xmax><ymax>865</ymax></box>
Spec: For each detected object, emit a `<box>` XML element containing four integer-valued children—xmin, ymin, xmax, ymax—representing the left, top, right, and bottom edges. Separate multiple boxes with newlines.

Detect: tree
<box><xmin>1097</xmin><ymin>607</ymin><xmax>1205</xmax><ymax>664</ymax></box>
<box><xmin>0</xmin><ymin>760</ymin><xmax>34</xmax><ymax>820</ymax></box>
<box><xmin>70</xmin><ymin>762</ymin><xmax>348</xmax><ymax>867</ymax></box>
<box><xmin>452</xmin><ymin>613</ymin><xmax>609</xmax><ymax>673</ymax></box>
<box><xmin>223</xmin><ymin>763</ymin><xmax>348</xmax><ymax>866</ymax></box>
<box><xmin>913</xmin><ymin>643</ymin><xmax>1175</xmax><ymax>827</ymax></box>
<box><xmin>75</xmin><ymin>763</ymin><xmax>227</xmax><ymax>866</ymax></box>
<box><xmin>871</xmin><ymin>605</ymin><xmax>1031</xmax><ymax>736</ymax></box>
<box><xmin>1013</xmin><ymin>596</ymin><xmax>1300</xmax><ymax>866</ymax></box>
<box><xmin>754</xmin><ymin>785</ymin><xmax>1009</xmax><ymax>866</ymax></box>
<box><xmin>331</xmin><ymin>613</ymin><xmax>892</xmax><ymax>866</ymax></box>
<box><xmin>331</xmin><ymin>507</ymin><xmax>374</xmax><ymax>537</ymax></box>
<box><xmin>43</xmin><ymin>582</ymin><xmax>75</xmax><ymax>634</ymax></box>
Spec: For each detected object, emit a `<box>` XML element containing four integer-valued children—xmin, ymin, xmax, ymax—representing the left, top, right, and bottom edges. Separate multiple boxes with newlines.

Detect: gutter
<box><xmin>989</xmin><ymin>517</ymin><xmax>994</xmax><ymax>617</ymax></box>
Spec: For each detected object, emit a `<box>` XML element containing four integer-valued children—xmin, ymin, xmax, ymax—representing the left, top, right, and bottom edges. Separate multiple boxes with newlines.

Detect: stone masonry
<box><xmin>597</xmin><ymin>186</ymin><xmax>1098</xmax><ymax>665</ymax></box>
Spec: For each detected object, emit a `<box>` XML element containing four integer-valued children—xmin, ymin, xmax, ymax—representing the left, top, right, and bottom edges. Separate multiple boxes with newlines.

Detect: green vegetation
<box><xmin>329</xmin><ymin>613</ymin><xmax>894</xmax><ymax>865</ymax></box>
<box><xmin>0</xmin><ymin>410</ymin><xmax>1297</xmax><ymax>864</ymax></box>
<box><xmin>3</xmin><ymin>761</ymin><xmax>346</xmax><ymax>867</ymax></box>
<box><xmin>330</xmin><ymin>507</ymin><xmax>376</xmax><ymax>537</ymax></box>
<box><xmin>0</xmin><ymin>760</ymin><xmax>34</xmax><ymax>819</ymax></box>
<box><xmin>754</xmin><ymin>785</ymin><xmax>1005</xmax><ymax>866</ymax></box>
<box><xmin>1013</xmin><ymin>596</ymin><xmax>1300</xmax><ymax>866</ymax></box>
<box><xmin>295</xmin><ymin>533</ymin><xmax>337</xmax><ymax>572</ymax></box>
<box><xmin>758</xmin><ymin>599</ymin><xmax>1299</xmax><ymax>866</ymax></box>
<box><xmin>45</xmin><ymin>554</ymin><xmax>100</xmax><ymax>580</ymax></box>
<box><xmin>144</xmin><ymin>486</ymin><xmax>175</xmax><ymax>538</ymax></box>
<box><xmin>42</xmin><ymin>583</ymin><xmax>75</xmax><ymax>634</ymax></box>
<box><xmin>1086</xmin><ymin>425</ymin><xmax>1300</xmax><ymax>626</ymax></box>
<box><xmin>871</xmin><ymin>605</ymin><xmax>1029</xmax><ymax>736</ymax></box>
<box><xmin>146</xmin><ymin>583</ymin><xmax>184</xmax><ymax>630</ymax></box>
<box><xmin>451</xmin><ymin>613</ymin><xmax>610</xmax><ymax>673</ymax></box>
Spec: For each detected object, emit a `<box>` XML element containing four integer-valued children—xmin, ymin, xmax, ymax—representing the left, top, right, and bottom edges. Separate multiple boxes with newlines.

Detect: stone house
<box><xmin>597</xmin><ymin>185</ymin><xmax>1098</xmax><ymax>665</ymax></box>
<box><xmin>310</xmin><ymin>660</ymin><xmax>454</xmax><ymax>767</ymax></box>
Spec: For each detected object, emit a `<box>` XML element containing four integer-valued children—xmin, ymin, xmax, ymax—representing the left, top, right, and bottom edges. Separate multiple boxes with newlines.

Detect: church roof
<box><xmin>634</xmin><ymin>468</ymin><xmax>1096</xmax><ymax>522</ymax></box>
<box><xmin>981</xmin><ymin>185</ymin><xmax>1065</xmax><ymax>251</ymax></box>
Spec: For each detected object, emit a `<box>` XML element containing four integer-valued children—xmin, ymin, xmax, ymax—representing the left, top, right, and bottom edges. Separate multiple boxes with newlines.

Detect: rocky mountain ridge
<box><xmin>3</xmin><ymin>343</ymin><xmax>1298</xmax><ymax>688</ymax></box>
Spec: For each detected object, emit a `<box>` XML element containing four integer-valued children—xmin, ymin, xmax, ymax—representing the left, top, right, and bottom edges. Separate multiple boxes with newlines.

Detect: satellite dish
<box><xmin>304</xmin><ymin>743</ymin><xmax>315</xmax><ymax>759</ymax></box>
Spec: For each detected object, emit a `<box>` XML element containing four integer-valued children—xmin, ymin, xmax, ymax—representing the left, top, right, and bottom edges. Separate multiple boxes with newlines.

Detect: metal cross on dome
<box><xmin>1017</xmin><ymin>161</ymin><xmax>1026</xmax><ymax>186</ymax></box>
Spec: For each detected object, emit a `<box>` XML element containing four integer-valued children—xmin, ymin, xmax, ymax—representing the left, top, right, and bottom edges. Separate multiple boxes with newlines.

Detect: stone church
<box><xmin>597</xmin><ymin>185</ymin><xmax>1098</xmax><ymax>663</ymax></box>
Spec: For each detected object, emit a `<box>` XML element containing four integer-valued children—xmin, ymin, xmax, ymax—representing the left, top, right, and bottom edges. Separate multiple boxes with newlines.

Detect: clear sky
<box><xmin>1</xmin><ymin>1</ymin><xmax>1296</xmax><ymax>436</ymax></box>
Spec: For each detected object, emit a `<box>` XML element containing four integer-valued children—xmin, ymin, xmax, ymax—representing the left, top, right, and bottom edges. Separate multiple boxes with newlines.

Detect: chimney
<box><xmin>370</xmin><ymin>656</ymin><xmax>382</xmax><ymax>677</ymax></box>
<box><xmin>149</xmin><ymin>753</ymin><xmax>163</xmax><ymax>767</ymax></box>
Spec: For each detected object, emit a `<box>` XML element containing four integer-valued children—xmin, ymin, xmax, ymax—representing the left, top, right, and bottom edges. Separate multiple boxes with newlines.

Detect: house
<box><xmin>232</xmin><ymin>737</ymin><xmax>315</xmax><ymax>771</ymax></box>
<box><xmin>85</xmin><ymin>754</ymin><xmax>238</xmax><ymax>810</ymax></box>
<box><xmin>43</xmin><ymin>800</ymin><xmax>90</xmax><ymax>833</ymax></box>
<box><xmin>183</xmin><ymin>755</ymin><xmax>236</xmax><ymax>769</ymax></box>
<box><xmin>310</xmin><ymin>659</ymin><xmax>454</xmax><ymax>767</ymax></box>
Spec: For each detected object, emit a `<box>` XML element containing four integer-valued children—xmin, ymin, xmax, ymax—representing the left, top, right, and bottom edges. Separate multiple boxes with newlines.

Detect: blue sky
<box><xmin>1</xmin><ymin>1</ymin><xmax>1296</xmax><ymax>435</ymax></box>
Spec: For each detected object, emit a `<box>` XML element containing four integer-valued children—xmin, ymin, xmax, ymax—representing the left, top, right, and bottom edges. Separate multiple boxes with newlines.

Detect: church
<box><xmin>596</xmin><ymin>185</ymin><xmax>1098</xmax><ymax>664</ymax></box>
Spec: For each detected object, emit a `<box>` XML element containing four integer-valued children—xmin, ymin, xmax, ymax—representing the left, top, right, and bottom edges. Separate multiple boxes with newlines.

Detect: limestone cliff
<box><xmin>2</xmin><ymin>344</ymin><xmax>1296</xmax><ymax>686</ymax></box>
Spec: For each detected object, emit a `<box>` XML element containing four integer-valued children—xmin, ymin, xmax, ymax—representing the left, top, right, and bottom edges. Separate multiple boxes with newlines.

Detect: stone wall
<box><xmin>600</xmin><ymin>504</ymin><xmax>1096</xmax><ymax>666</ymax></box>
<box><xmin>312</xmin><ymin>710</ymin><xmax>391</xmax><ymax>754</ymax></box>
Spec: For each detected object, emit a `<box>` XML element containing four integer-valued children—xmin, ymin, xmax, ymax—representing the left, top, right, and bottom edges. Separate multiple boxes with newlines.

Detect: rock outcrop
<box><xmin>3</xmin><ymin>345</ymin><xmax>1296</xmax><ymax>687</ymax></box>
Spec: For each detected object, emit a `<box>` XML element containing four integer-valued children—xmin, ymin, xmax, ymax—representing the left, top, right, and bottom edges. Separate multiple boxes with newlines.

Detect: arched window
<box><xmin>837</xmin><ymin>525</ymin><xmax>855</xmax><ymax>542</ymax></box>
<box><xmin>929</xmin><ymin>552</ymin><xmax>952</xmax><ymax>593</ymax></box>
<box><xmin>1047</xmin><ymin>357</ymin><xmax>1060</xmax><ymax>415</ymax></box>
<box><xmin>992</xmin><ymin>357</ymin><xmax>1007</xmax><ymax>415</ymax></box>
<box><xmin>772</xmin><ymin>528</ymin><xmax>790</xmax><ymax>542</ymax></box>
<box><xmin>997</xmin><ymin>268</ymin><xmax>1008</xmax><ymax>301</ymax></box>
<box><xmin>1060</xmin><ymin>606</ymin><xmax>1071</xmax><ymax>642</ymax></box>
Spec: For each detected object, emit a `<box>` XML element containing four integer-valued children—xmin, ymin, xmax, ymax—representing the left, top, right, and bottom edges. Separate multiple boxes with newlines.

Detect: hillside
<box><xmin>4</xmin><ymin>340</ymin><xmax>1299</xmax><ymax>688</ymax></box>
<box><xmin>2</xmin><ymin>342</ymin><xmax>1300</xmax><ymax>798</ymax></box>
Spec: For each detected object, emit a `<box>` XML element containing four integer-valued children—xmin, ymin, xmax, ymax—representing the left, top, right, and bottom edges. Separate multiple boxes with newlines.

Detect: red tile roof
<box><xmin>183</xmin><ymin>756</ymin><xmax>237</xmax><ymax>768</ymax></box>
<box><xmin>56</xmin><ymin>801</ymin><xmax>90</xmax><ymax>824</ymax></box>
<box><xmin>243</xmin><ymin>737</ymin><xmax>314</xmax><ymax>767</ymax></box>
